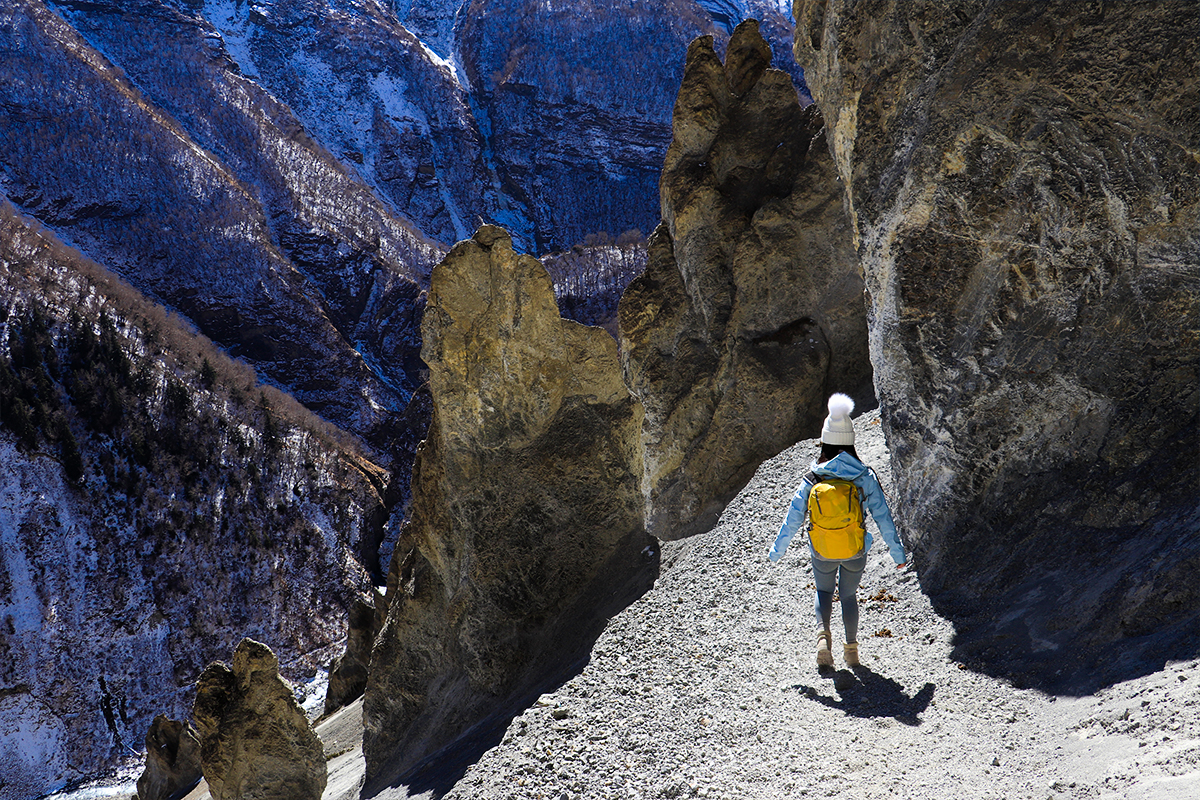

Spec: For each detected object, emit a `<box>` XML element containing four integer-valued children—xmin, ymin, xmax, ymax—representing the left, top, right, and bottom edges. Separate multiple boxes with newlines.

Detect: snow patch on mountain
<box><xmin>392</xmin><ymin>0</ymin><xmax>466</xmax><ymax>59</ymax></box>
<box><xmin>204</xmin><ymin>0</ymin><xmax>260</xmax><ymax>79</ymax></box>
<box><xmin>415</xmin><ymin>38</ymin><xmax>464</xmax><ymax>88</ymax></box>
<box><xmin>371</xmin><ymin>73</ymin><xmax>431</xmax><ymax>136</ymax></box>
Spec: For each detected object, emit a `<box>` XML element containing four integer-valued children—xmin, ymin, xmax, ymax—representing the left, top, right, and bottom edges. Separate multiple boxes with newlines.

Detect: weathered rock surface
<box><xmin>193</xmin><ymin>639</ymin><xmax>327</xmax><ymax>800</ymax></box>
<box><xmin>362</xmin><ymin>226</ymin><xmax>656</xmax><ymax>789</ymax></box>
<box><xmin>135</xmin><ymin>715</ymin><xmax>202</xmax><ymax>800</ymax></box>
<box><xmin>795</xmin><ymin>0</ymin><xmax>1200</xmax><ymax>689</ymax></box>
<box><xmin>619</xmin><ymin>21</ymin><xmax>870</xmax><ymax>541</ymax></box>
<box><xmin>323</xmin><ymin>591</ymin><xmax>384</xmax><ymax>717</ymax></box>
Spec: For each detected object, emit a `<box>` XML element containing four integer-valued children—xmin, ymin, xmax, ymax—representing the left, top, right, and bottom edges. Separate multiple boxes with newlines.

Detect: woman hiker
<box><xmin>768</xmin><ymin>393</ymin><xmax>907</xmax><ymax>668</ymax></box>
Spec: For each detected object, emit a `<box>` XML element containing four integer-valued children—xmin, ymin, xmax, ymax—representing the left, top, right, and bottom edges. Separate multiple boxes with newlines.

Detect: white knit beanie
<box><xmin>820</xmin><ymin>393</ymin><xmax>856</xmax><ymax>446</ymax></box>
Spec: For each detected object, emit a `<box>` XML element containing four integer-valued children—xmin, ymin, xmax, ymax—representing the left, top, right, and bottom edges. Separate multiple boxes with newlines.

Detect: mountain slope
<box><xmin>6</xmin><ymin>0</ymin><xmax>439</xmax><ymax>434</ymax></box>
<box><xmin>0</xmin><ymin>203</ymin><xmax>387</xmax><ymax>799</ymax></box>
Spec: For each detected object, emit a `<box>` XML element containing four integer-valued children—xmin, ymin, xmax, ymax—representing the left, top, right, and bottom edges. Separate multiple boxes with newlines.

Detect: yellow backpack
<box><xmin>807</xmin><ymin>472</ymin><xmax>865</xmax><ymax>559</ymax></box>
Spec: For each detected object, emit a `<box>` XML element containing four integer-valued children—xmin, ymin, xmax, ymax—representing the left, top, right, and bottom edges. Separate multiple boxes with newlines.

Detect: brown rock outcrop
<box><xmin>323</xmin><ymin>591</ymin><xmax>383</xmax><ymax>716</ymax></box>
<box><xmin>619</xmin><ymin>20</ymin><xmax>870</xmax><ymax>540</ymax></box>
<box><xmin>135</xmin><ymin>715</ymin><xmax>202</xmax><ymax>800</ymax></box>
<box><xmin>362</xmin><ymin>226</ymin><xmax>655</xmax><ymax>789</ymax></box>
<box><xmin>795</xmin><ymin>0</ymin><xmax>1199</xmax><ymax>689</ymax></box>
<box><xmin>192</xmin><ymin>639</ymin><xmax>327</xmax><ymax>800</ymax></box>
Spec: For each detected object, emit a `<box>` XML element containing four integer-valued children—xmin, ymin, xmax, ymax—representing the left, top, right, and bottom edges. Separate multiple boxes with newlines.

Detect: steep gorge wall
<box><xmin>794</xmin><ymin>0</ymin><xmax>1199</xmax><ymax>689</ymax></box>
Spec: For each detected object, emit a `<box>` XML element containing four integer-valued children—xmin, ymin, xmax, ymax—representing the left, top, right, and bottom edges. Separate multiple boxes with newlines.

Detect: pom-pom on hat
<box><xmin>820</xmin><ymin>393</ymin><xmax>856</xmax><ymax>446</ymax></box>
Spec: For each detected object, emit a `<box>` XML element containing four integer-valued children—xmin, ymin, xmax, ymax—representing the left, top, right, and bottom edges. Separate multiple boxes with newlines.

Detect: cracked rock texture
<box><xmin>620</xmin><ymin>21</ymin><xmax>870</xmax><ymax>542</ymax></box>
<box><xmin>135</xmin><ymin>715</ymin><xmax>202</xmax><ymax>800</ymax></box>
<box><xmin>323</xmin><ymin>591</ymin><xmax>384</xmax><ymax>717</ymax></box>
<box><xmin>794</xmin><ymin>0</ymin><xmax>1199</xmax><ymax>689</ymax></box>
<box><xmin>192</xmin><ymin>639</ymin><xmax>327</xmax><ymax>800</ymax></box>
<box><xmin>362</xmin><ymin>226</ymin><xmax>656</xmax><ymax>789</ymax></box>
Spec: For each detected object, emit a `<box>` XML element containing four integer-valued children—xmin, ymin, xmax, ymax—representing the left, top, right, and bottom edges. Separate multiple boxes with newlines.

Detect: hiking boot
<box><xmin>843</xmin><ymin>642</ymin><xmax>860</xmax><ymax>667</ymax></box>
<box><xmin>816</xmin><ymin>631</ymin><xmax>833</xmax><ymax>667</ymax></box>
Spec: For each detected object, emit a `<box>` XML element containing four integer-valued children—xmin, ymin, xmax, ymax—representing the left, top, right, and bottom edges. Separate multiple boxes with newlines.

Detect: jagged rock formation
<box><xmin>794</xmin><ymin>0</ymin><xmax>1200</xmax><ymax>689</ymax></box>
<box><xmin>0</xmin><ymin>204</ymin><xmax>382</xmax><ymax>798</ymax></box>
<box><xmin>619</xmin><ymin>21</ymin><xmax>869</xmax><ymax>541</ymax></box>
<box><xmin>135</xmin><ymin>715</ymin><xmax>203</xmax><ymax>800</ymax></box>
<box><xmin>362</xmin><ymin>226</ymin><xmax>656</xmax><ymax>789</ymax></box>
<box><xmin>193</xmin><ymin>639</ymin><xmax>327</xmax><ymax>800</ymax></box>
<box><xmin>323</xmin><ymin>591</ymin><xmax>384</xmax><ymax>717</ymax></box>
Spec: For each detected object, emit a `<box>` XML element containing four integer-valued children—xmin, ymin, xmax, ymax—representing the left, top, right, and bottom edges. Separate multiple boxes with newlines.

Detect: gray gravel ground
<box><xmin>431</xmin><ymin>408</ymin><xmax>1200</xmax><ymax>800</ymax></box>
<box><xmin>50</xmin><ymin>409</ymin><xmax>1200</xmax><ymax>800</ymax></box>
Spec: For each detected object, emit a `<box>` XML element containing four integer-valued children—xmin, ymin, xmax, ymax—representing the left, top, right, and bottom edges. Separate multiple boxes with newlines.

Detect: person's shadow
<box><xmin>793</xmin><ymin>665</ymin><xmax>935</xmax><ymax>726</ymax></box>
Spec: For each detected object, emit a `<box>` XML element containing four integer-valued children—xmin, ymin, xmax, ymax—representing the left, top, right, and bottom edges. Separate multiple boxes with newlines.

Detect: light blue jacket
<box><xmin>768</xmin><ymin>452</ymin><xmax>905</xmax><ymax>565</ymax></box>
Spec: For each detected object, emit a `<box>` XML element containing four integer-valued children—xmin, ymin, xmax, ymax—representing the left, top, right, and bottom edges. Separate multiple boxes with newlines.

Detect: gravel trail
<box><xmin>437</xmin><ymin>408</ymin><xmax>1200</xmax><ymax>800</ymax></box>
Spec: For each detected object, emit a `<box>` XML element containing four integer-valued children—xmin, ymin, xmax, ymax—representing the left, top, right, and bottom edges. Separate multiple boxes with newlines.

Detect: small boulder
<box><xmin>135</xmin><ymin>715</ymin><xmax>202</xmax><ymax>800</ymax></box>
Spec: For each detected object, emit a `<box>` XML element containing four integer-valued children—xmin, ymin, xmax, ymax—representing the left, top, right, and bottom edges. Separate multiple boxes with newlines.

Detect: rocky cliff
<box><xmin>362</xmin><ymin>226</ymin><xmax>656</xmax><ymax>790</ymax></box>
<box><xmin>456</xmin><ymin>0</ymin><xmax>806</xmax><ymax>253</ymax></box>
<box><xmin>619</xmin><ymin>21</ymin><xmax>869</xmax><ymax>541</ymax></box>
<box><xmin>0</xmin><ymin>204</ymin><xmax>384</xmax><ymax>798</ymax></box>
<box><xmin>794</xmin><ymin>0</ymin><xmax>1199</xmax><ymax>690</ymax></box>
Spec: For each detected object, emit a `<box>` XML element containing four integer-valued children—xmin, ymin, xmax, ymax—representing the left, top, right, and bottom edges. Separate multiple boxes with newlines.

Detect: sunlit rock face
<box><xmin>193</xmin><ymin>640</ymin><xmax>327</xmax><ymax>800</ymax></box>
<box><xmin>795</xmin><ymin>0</ymin><xmax>1200</xmax><ymax>689</ymax></box>
<box><xmin>362</xmin><ymin>227</ymin><xmax>655</xmax><ymax>789</ymax></box>
<box><xmin>620</xmin><ymin>21</ymin><xmax>869</xmax><ymax>541</ymax></box>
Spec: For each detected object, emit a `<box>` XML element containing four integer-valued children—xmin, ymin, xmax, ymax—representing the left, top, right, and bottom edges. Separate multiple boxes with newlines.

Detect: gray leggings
<box><xmin>812</xmin><ymin>553</ymin><xmax>867</xmax><ymax>643</ymax></box>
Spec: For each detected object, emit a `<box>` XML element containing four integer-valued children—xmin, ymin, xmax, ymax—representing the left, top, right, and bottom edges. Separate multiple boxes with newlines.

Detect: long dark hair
<box><xmin>818</xmin><ymin>443</ymin><xmax>860</xmax><ymax>464</ymax></box>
